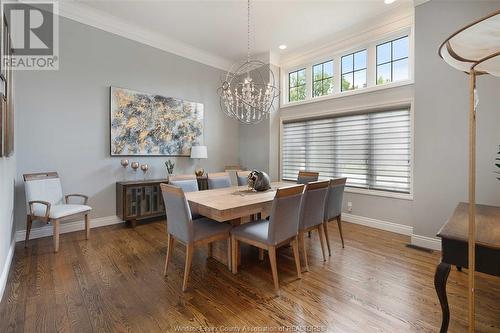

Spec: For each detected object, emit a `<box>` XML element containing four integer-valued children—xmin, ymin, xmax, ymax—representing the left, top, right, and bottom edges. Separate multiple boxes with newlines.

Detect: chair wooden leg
<box><xmin>207</xmin><ymin>242</ymin><xmax>213</xmax><ymax>258</ymax></box>
<box><xmin>268</xmin><ymin>245</ymin><xmax>279</xmax><ymax>292</ymax></box>
<box><xmin>317</xmin><ymin>225</ymin><xmax>327</xmax><ymax>262</ymax></box>
<box><xmin>291</xmin><ymin>237</ymin><xmax>302</xmax><ymax>279</ymax></box>
<box><xmin>226</xmin><ymin>238</ymin><xmax>232</xmax><ymax>271</ymax></box>
<box><xmin>308</xmin><ymin>231</ymin><xmax>311</xmax><ymax>238</ymax></box>
<box><xmin>53</xmin><ymin>219</ymin><xmax>60</xmax><ymax>253</ymax></box>
<box><xmin>299</xmin><ymin>232</ymin><xmax>309</xmax><ymax>272</ymax></box>
<box><xmin>164</xmin><ymin>234</ymin><xmax>174</xmax><ymax>276</ymax></box>
<box><xmin>323</xmin><ymin>222</ymin><xmax>332</xmax><ymax>256</ymax></box>
<box><xmin>182</xmin><ymin>244</ymin><xmax>194</xmax><ymax>292</ymax></box>
<box><xmin>337</xmin><ymin>216</ymin><xmax>345</xmax><ymax>248</ymax></box>
<box><xmin>84</xmin><ymin>214</ymin><xmax>90</xmax><ymax>240</ymax></box>
<box><xmin>258</xmin><ymin>248</ymin><xmax>264</xmax><ymax>261</ymax></box>
<box><xmin>25</xmin><ymin>215</ymin><xmax>32</xmax><ymax>248</ymax></box>
<box><xmin>231</xmin><ymin>236</ymin><xmax>238</xmax><ymax>274</ymax></box>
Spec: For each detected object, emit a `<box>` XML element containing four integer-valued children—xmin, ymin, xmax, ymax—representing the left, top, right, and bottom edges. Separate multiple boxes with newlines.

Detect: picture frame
<box><xmin>109</xmin><ymin>87</ymin><xmax>204</xmax><ymax>157</ymax></box>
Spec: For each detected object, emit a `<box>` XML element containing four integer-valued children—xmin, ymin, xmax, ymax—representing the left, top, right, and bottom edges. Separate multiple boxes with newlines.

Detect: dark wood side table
<box><xmin>435</xmin><ymin>203</ymin><xmax>500</xmax><ymax>333</ymax></box>
<box><xmin>116</xmin><ymin>179</ymin><xmax>168</xmax><ymax>227</ymax></box>
<box><xmin>117</xmin><ymin>176</ymin><xmax>209</xmax><ymax>227</ymax></box>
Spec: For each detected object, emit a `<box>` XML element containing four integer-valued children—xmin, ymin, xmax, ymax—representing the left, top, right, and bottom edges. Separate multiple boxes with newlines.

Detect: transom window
<box><xmin>288</xmin><ymin>68</ymin><xmax>306</xmax><ymax>102</ymax></box>
<box><xmin>341</xmin><ymin>50</ymin><xmax>367</xmax><ymax>91</ymax></box>
<box><xmin>312</xmin><ymin>60</ymin><xmax>334</xmax><ymax>98</ymax></box>
<box><xmin>282</xmin><ymin>108</ymin><xmax>411</xmax><ymax>194</ymax></box>
<box><xmin>376</xmin><ymin>36</ymin><xmax>409</xmax><ymax>85</ymax></box>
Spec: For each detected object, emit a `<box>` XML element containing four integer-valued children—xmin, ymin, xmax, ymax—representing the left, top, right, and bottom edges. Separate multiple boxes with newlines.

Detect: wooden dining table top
<box><xmin>185</xmin><ymin>181</ymin><xmax>295</xmax><ymax>222</ymax></box>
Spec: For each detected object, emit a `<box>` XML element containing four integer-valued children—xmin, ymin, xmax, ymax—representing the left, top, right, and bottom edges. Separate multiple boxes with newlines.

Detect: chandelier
<box><xmin>217</xmin><ymin>0</ymin><xmax>279</xmax><ymax>124</ymax></box>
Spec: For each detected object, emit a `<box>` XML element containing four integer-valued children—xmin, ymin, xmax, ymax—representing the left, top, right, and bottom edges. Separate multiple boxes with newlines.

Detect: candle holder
<box><xmin>140</xmin><ymin>164</ymin><xmax>149</xmax><ymax>180</ymax></box>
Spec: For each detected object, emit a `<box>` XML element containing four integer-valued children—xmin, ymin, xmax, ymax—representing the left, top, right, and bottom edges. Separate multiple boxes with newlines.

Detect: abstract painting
<box><xmin>110</xmin><ymin>87</ymin><xmax>204</xmax><ymax>156</ymax></box>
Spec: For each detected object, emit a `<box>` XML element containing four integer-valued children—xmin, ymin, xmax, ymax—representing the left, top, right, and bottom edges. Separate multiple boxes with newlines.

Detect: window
<box><xmin>312</xmin><ymin>60</ymin><xmax>334</xmax><ymax>98</ymax></box>
<box><xmin>282</xmin><ymin>108</ymin><xmax>411</xmax><ymax>194</ymax></box>
<box><xmin>341</xmin><ymin>50</ymin><xmax>367</xmax><ymax>91</ymax></box>
<box><xmin>288</xmin><ymin>68</ymin><xmax>306</xmax><ymax>102</ymax></box>
<box><xmin>376</xmin><ymin>36</ymin><xmax>409</xmax><ymax>85</ymax></box>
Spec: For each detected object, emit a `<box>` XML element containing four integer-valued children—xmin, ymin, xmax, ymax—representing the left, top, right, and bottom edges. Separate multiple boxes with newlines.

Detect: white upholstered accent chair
<box><xmin>23</xmin><ymin>172</ymin><xmax>92</xmax><ymax>252</ymax></box>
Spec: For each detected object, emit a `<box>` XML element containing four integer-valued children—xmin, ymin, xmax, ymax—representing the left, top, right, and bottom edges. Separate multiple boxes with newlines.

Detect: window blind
<box><xmin>282</xmin><ymin>108</ymin><xmax>411</xmax><ymax>194</ymax></box>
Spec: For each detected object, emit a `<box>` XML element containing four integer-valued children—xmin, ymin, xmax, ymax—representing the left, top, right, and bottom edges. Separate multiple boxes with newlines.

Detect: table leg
<box><xmin>434</xmin><ymin>262</ymin><xmax>451</xmax><ymax>333</ymax></box>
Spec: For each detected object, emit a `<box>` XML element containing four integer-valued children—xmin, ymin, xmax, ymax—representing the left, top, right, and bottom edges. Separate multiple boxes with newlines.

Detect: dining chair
<box><xmin>207</xmin><ymin>172</ymin><xmax>232</xmax><ymax>189</ymax></box>
<box><xmin>23</xmin><ymin>172</ymin><xmax>92</xmax><ymax>252</ymax></box>
<box><xmin>298</xmin><ymin>180</ymin><xmax>330</xmax><ymax>271</ymax></box>
<box><xmin>323</xmin><ymin>178</ymin><xmax>347</xmax><ymax>254</ymax></box>
<box><xmin>169</xmin><ymin>174</ymin><xmax>199</xmax><ymax>192</ymax></box>
<box><xmin>297</xmin><ymin>171</ymin><xmax>319</xmax><ymax>184</ymax></box>
<box><xmin>230</xmin><ymin>184</ymin><xmax>304</xmax><ymax>292</ymax></box>
<box><xmin>161</xmin><ymin>184</ymin><xmax>232</xmax><ymax>291</ymax></box>
<box><xmin>236</xmin><ymin>170</ymin><xmax>251</xmax><ymax>186</ymax></box>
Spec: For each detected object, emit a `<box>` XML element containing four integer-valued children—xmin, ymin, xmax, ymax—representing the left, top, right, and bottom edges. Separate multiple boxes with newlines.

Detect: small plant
<box><xmin>165</xmin><ymin>160</ymin><xmax>175</xmax><ymax>174</ymax></box>
<box><xmin>496</xmin><ymin>145</ymin><xmax>500</xmax><ymax>181</ymax></box>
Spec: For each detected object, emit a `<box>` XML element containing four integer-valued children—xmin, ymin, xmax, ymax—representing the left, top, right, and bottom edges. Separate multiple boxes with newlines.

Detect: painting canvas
<box><xmin>110</xmin><ymin>87</ymin><xmax>204</xmax><ymax>156</ymax></box>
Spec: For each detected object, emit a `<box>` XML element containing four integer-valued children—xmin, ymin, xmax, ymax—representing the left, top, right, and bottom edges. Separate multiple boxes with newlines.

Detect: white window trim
<box><xmin>281</xmin><ymin>27</ymin><xmax>414</xmax><ymax>108</ymax></box>
<box><xmin>279</xmin><ymin>99</ymin><xmax>415</xmax><ymax>201</ymax></box>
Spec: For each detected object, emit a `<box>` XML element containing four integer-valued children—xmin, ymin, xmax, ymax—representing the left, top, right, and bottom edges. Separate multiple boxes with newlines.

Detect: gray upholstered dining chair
<box><xmin>230</xmin><ymin>184</ymin><xmax>304</xmax><ymax>292</ymax></box>
<box><xmin>23</xmin><ymin>172</ymin><xmax>92</xmax><ymax>252</ymax></box>
<box><xmin>298</xmin><ymin>180</ymin><xmax>330</xmax><ymax>271</ymax></box>
<box><xmin>323</xmin><ymin>178</ymin><xmax>347</xmax><ymax>255</ymax></box>
<box><xmin>297</xmin><ymin>171</ymin><xmax>319</xmax><ymax>184</ymax></box>
<box><xmin>207</xmin><ymin>172</ymin><xmax>232</xmax><ymax>189</ymax></box>
<box><xmin>161</xmin><ymin>184</ymin><xmax>232</xmax><ymax>291</ymax></box>
<box><xmin>236</xmin><ymin>170</ymin><xmax>251</xmax><ymax>186</ymax></box>
<box><xmin>169</xmin><ymin>174</ymin><xmax>203</xmax><ymax>219</ymax></box>
<box><xmin>169</xmin><ymin>174</ymin><xmax>199</xmax><ymax>192</ymax></box>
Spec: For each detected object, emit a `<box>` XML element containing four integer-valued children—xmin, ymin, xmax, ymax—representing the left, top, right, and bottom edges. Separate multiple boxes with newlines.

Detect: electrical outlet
<box><xmin>347</xmin><ymin>201</ymin><xmax>353</xmax><ymax>213</ymax></box>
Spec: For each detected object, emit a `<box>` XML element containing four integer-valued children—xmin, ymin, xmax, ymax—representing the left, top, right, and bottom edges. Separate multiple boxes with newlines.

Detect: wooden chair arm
<box><xmin>28</xmin><ymin>200</ymin><xmax>51</xmax><ymax>220</ymax></box>
<box><xmin>65</xmin><ymin>194</ymin><xmax>89</xmax><ymax>204</ymax></box>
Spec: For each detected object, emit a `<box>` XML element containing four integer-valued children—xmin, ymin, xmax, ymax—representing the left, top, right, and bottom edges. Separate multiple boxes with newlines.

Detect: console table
<box><xmin>116</xmin><ymin>176</ymin><xmax>209</xmax><ymax>227</ymax></box>
<box><xmin>435</xmin><ymin>203</ymin><xmax>500</xmax><ymax>332</ymax></box>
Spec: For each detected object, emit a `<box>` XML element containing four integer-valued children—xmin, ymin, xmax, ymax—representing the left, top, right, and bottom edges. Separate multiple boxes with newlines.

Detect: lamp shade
<box><xmin>190</xmin><ymin>145</ymin><xmax>207</xmax><ymax>159</ymax></box>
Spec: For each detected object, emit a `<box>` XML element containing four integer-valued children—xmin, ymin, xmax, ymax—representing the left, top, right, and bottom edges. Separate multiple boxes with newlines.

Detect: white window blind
<box><xmin>282</xmin><ymin>108</ymin><xmax>411</xmax><ymax>194</ymax></box>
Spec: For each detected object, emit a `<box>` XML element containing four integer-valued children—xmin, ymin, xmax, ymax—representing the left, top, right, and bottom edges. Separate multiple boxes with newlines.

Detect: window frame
<box><xmin>288</xmin><ymin>68</ymin><xmax>306</xmax><ymax>102</ymax></box>
<box><xmin>312</xmin><ymin>59</ymin><xmax>334</xmax><ymax>98</ymax></box>
<box><xmin>281</xmin><ymin>26</ymin><xmax>413</xmax><ymax>107</ymax></box>
<box><xmin>341</xmin><ymin>49</ymin><xmax>367</xmax><ymax>92</ymax></box>
<box><xmin>376</xmin><ymin>35</ymin><xmax>409</xmax><ymax>85</ymax></box>
<box><xmin>279</xmin><ymin>100</ymin><xmax>414</xmax><ymax>200</ymax></box>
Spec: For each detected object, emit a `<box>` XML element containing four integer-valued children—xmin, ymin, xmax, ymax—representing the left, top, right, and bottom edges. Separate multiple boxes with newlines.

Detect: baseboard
<box><xmin>410</xmin><ymin>234</ymin><xmax>442</xmax><ymax>251</ymax></box>
<box><xmin>0</xmin><ymin>239</ymin><xmax>15</xmax><ymax>303</ymax></box>
<box><xmin>342</xmin><ymin>213</ymin><xmax>413</xmax><ymax>236</ymax></box>
<box><xmin>15</xmin><ymin>215</ymin><xmax>124</xmax><ymax>243</ymax></box>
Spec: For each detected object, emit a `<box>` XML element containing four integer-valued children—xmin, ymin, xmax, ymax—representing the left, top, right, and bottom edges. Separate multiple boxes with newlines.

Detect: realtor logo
<box><xmin>1</xmin><ymin>1</ymin><xmax>59</xmax><ymax>70</ymax></box>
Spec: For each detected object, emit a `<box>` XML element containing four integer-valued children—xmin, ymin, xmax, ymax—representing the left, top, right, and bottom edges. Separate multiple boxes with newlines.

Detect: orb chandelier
<box><xmin>217</xmin><ymin>0</ymin><xmax>279</xmax><ymax>125</ymax></box>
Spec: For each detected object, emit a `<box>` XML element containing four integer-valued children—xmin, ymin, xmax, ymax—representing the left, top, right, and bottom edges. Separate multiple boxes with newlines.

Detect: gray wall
<box><xmin>14</xmin><ymin>16</ymin><xmax>240</xmax><ymax>231</ymax></box>
<box><xmin>0</xmin><ymin>153</ymin><xmax>16</xmax><ymax>299</ymax></box>
<box><xmin>413</xmin><ymin>0</ymin><xmax>500</xmax><ymax>237</ymax></box>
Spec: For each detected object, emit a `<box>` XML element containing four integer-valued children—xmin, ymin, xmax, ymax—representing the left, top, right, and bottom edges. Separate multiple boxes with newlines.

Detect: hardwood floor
<box><xmin>1</xmin><ymin>220</ymin><xmax>499</xmax><ymax>333</ymax></box>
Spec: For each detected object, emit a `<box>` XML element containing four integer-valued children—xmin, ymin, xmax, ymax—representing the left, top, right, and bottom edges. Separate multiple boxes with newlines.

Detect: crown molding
<box><xmin>57</xmin><ymin>1</ymin><xmax>233</xmax><ymax>71</ymax></box>
<box><xmin>281</xmin><ymin>5</ymin><xmax>414</xmax><ymax>68</ymax></box>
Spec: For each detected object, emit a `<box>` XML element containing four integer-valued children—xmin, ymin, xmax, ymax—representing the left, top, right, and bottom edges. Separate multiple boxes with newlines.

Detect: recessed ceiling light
<box><xmin>384</xmin><ymin>0</ymin><xmax>396</xmax><ymax>4</ymax></box>
<box><xmin>279</xmin><ymin>44</ymin><xmax>287</xmax><ymax>50</ymax></box>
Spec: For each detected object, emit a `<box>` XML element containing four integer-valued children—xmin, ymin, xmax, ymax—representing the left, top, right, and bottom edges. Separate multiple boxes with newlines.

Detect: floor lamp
<box><xmin>438</xmin><ymin>10</ymin><xmax>500</xmax><ymax>333</ymax></box>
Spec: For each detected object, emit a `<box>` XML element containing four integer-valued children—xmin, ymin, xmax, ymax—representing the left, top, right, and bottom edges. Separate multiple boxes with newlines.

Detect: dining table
<box><xmin>184</xmin><ymin>181</ymin><xmax>294</xmax><ymax>268</ymax></box>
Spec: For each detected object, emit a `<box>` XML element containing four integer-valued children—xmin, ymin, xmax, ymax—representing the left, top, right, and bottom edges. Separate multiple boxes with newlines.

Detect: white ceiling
<box><xmin>71</xmin><ymin>0</ymin><xmax>414</xmax><ymax>68</ymax></box>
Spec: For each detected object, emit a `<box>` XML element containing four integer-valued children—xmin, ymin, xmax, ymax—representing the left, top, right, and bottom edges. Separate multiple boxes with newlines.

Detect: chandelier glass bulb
<box><xmin>217</xmin><ymin>0</ymin><xmax>279</xmax><ymax>124</ymax></box>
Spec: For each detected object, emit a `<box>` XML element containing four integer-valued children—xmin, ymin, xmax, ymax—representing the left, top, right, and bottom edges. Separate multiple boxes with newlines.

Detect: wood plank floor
<box><xmin>1</xmin><ymin>220</ymin><xmax>499</xmax><ymax>333</ymax></box>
